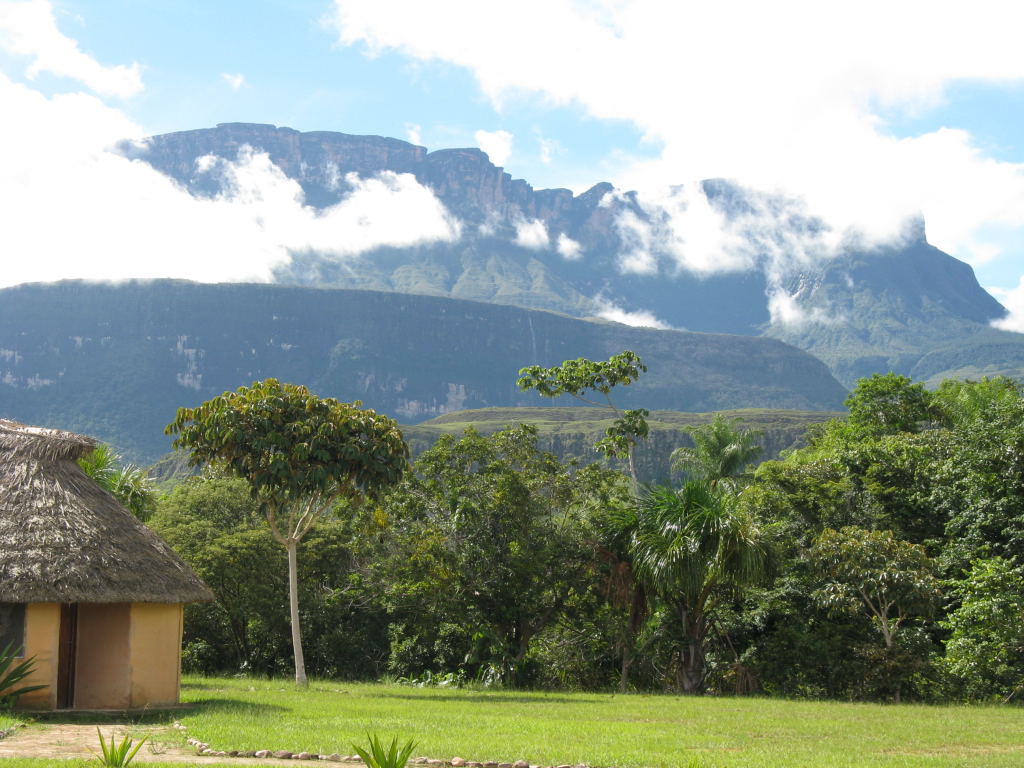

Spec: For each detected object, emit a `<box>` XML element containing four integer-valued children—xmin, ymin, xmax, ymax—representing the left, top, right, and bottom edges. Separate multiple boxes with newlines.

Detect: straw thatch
<box><xmin>0</xmin><ymin>420</ymin><xmax>213</xmax><ymax>603</ymax></box>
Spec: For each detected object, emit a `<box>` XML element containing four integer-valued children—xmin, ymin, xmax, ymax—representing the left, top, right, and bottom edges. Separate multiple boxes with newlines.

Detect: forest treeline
<box><xmin>131</xmin><ymin>373</ymin><xmax>1024</xmax><ymax>702</ymax></box>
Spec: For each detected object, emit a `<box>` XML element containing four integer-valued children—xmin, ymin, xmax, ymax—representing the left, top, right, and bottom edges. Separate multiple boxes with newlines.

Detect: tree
<box><xmin>166</xmin><ymin>378</ymin><xmax>409</xmax><ymax>686</ymax></box>
<box><xmin>844</xmin><ymin>373</ymin><xmax>934</xmax><ymax>436</ymax></box>
<box><xmin>379</xmin><ymin>425</ymin><xmax>607</xmax><ymax>685</ymax></box>
<box><xmin>517</xmin><ymin>351</ymin><xmax>649</xmax><ymax>488</ymax></box>
<box><xmin>628</xmin><ymin>482</ymin><xmax>773</xmax><ymax>693</ymax></box>
<box><xmin>78</xmin><ymin>443</ymin><xmax>156</xmax><ymax>521</ymax></box>
<box><xmin>941</xmin><ymin>557</ymin><xmax>1024</xmax><ymax>701</ymax></box>
<box><xmin>671</xmin><ymin>413</ymin><xmax>763</xmax><ymax>490</ymax></box>
<box><xmin>809</xmin><ymin>526</ymin><xmax>940</xmax><ymax>701</ymax></box>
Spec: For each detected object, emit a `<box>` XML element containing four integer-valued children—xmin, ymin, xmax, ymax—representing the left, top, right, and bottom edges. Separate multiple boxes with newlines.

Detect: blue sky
<box><xmin>2</xmin><ymin>0</ymin><xmax>1024</xmax><ymax>326</ymax></box>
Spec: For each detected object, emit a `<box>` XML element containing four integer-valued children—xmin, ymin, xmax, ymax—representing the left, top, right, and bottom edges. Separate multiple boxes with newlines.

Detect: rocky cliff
<box><xmin>128</xmin><ymin>123</ymin><xmax>1022</xmax><ymax>386</ymax></box>
<box><xmin>0</xmin><ymin>280</ymin><xmax>846</xmax><ymax>463</ymax></box>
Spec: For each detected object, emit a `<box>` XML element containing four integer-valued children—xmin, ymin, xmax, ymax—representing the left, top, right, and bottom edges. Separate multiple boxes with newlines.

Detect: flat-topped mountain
<box><xmin>128</xmin><ymin>123</ymin><xmax>1023</xmax><ymax>386</ymax></box>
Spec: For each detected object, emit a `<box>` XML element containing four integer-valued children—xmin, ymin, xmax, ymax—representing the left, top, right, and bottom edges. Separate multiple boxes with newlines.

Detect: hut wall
<box><xmin>75</xmin><ymin>603</ymin><xmax>131</xmax><ymax>709</ymax></box>
<box><xmin>18</xmin><ymin>603</ymin><xmax>59</xmax><ymax>709</ymax></box>
<box><xmin>128</xmin><ymin>603</ymin><xmax>183</xmax><ymax>707</ymax></box>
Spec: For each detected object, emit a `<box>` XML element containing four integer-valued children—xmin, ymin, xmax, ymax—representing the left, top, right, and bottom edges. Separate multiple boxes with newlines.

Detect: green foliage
<box><xmin>351</xmin><ymin>734</ymin><xmax>417</xmax><ymax>768</ymax></box>
<box><xmin>628</xmin><ymin>482</ymin><xmax>773</xmax><ymax>693</ymax></box>
<box><xmin>151</xmin><ymin>474</ymin><xmax>386</xmax><ymax>678</ymax></box>
<box><xmin>941</xmin><ymin>557</ymin><xmax>1024</xmax><ymax>701</ymax></box>
<box><xmin>0</xmin><ymin>643</ymin><xmax>45</xmax><ymax>711</ymax></box>
<box><xmin>931</xmin><ymin>376</ymin><xmax>1021</xmax><ymax>427</ymax></box>
<box><xmin>79</xmin><ymin>443</ymin><xmax>156</xmax><ymax>521</ymax></box>
<box><xmin>518</xmin><ymin>351</ymin><xmax>649</xmax><ymax>483</ymax></box>
<box><xmin>94</xmin><ymin>728</ymin><xmax>147</xmax><ymax>767</ymax></box>
<box><xmin>810</xmin><ymin>527</ymin><xmax>940</xmax><ymax>639</ymax></box>
<box><xmin>809</xmin><ymin>526</ymin><xmax>940</xmax><ymax>701</ymax></box>
<box><xmin>376</xmin><ymin>425</ymin><xmax>615</xmax><ymax>686</ymax></box>
<box><xmin>843</xmin><ymin>373</ymin><xmax>934</xmax><ymax>436</ymax></box>
<box><xmin>166</xmin><ymin>378</ymin><xmax>409</xmax><ymax>686</ymax></box>
<box><xmin>671</xmin><ymin>413</ymin><xmax>763</xmax><ymax>489</ymax></box>
<box><xmin>166</xmin><ymin>378</ymin><xmax>409</xmax><ymax>504</ymax></box>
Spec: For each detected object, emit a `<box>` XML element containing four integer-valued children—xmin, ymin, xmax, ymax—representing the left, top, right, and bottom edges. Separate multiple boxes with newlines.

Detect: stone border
<box><xmin>0</xmin><ymin>723</ymin><xmax>23</xmax><ymax>741</ymax></box>
<box><xmin>175</xmin><ymin>721</ymin><xmax>593</xmax><ymax>768</ymax></box>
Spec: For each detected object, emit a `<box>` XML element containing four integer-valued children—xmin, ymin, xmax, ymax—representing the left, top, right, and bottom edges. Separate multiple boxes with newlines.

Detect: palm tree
<box><xmin>79</xmin><ymin>444</ymin><xmax>156</xmax><ymax>521</ymax></box>
<box><xmin>630</xmin><ymin>481</ymin><xmax>773</xmax><ymax>694</ymax></box>
<box><xmin>671</xmin><ymin>414</ymin><xmax>763</xmax><ymax>490</ymax></box>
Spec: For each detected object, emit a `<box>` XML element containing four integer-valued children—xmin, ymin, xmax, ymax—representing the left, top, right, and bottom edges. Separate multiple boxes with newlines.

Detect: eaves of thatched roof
<box><xmin>0</xmin><ymin>420</ymin><xmax>213</xmax><ymax>604</ymax></box>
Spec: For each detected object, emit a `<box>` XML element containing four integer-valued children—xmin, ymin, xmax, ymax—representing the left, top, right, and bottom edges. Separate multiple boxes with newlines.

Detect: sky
<box><xmin>2</xmin><ymin>0</ymin><xmax>1024</xmax><ymax>328</ymax></box>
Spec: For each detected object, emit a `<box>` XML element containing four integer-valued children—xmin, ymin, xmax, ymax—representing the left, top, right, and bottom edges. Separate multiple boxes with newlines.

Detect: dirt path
<box><xmin>0</xmin><ymin>723</ymin><xmax>351</xmax><ymax>765</ymax></box>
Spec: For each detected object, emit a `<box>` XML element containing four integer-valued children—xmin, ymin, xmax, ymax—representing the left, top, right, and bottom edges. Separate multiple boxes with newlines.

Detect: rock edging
<box><xmin>175</xmin><ymin>720</ymin><xmax>592</xmax><ymax>768</ymax></box>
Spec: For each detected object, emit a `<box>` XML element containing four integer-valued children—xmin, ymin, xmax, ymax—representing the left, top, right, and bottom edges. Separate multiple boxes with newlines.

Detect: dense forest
<box><xmin>106</xmin><ymin>370</ymin><xmax>1024</xmax><ymax>703</ymax></box>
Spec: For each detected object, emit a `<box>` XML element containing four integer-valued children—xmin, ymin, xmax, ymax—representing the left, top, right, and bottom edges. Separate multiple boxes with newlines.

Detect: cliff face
<box><xmin>0</xmin><ymin>280</ymin><xmax>846</xmax><ymax>463</ymax></box>
<box><xmin>129</xmin><ymin>123</ymin><xmax>1022</xmax><ymax>387</ymax></box>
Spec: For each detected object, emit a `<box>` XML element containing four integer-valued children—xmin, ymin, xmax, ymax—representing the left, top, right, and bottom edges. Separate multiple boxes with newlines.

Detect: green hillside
<box><xmin>0</xmin><ymin>280</ymin><xmax>846</xmax><ymax>463</ymax></box>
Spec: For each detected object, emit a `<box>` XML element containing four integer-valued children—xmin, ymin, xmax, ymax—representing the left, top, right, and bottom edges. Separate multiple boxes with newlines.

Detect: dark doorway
<box><xmin>56</xmin><ymin>603</ymin><xmax>78</xmax><ymax>709</ymax></box>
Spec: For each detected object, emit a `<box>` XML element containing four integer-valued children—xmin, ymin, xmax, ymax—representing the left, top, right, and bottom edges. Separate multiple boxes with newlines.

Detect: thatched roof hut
<box><xmin>0</xmin><ymin>419</ymin><xmax>211</xmax><ymax>603</ymax></box>
<box><xmin>0</xmin><ymin>419</ymin><xmax>212</xmax><ymax>710</ymax></box>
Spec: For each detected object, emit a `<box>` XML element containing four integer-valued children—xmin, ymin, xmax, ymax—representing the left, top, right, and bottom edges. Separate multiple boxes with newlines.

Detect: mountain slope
<box><xmin>0</xmin><ymin>280</ymin><xmax>846</xmax><ymax>462</ymax></box>
<box><xmin>129</xmin><ymin>123</ymin><xmax>1024</xmax><ymax>386</ymax></box>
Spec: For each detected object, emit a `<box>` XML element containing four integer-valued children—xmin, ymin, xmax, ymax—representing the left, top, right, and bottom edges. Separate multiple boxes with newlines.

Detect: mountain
<box><xmin>129</xmin><ymin>123</ymin><xmax>1024</xmax><ymax>387</ymax></box>
<box><xmin>0</xmin><ymin>280</ymin><xmax>846</xmax><ymax>463</ymax></box>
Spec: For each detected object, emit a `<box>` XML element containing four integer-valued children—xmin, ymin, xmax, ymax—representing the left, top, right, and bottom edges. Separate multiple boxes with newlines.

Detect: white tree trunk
<box><xmin>286</xmin><ymin>538</ymin><xmax>308</xmax><ymax>687</ymax></box>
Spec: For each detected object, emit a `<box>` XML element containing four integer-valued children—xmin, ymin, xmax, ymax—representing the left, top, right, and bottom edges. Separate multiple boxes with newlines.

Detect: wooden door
<box><xmin>56</xmin><ymin>603</ymin><xmax>78</xmax><ymax>709</ymax></box>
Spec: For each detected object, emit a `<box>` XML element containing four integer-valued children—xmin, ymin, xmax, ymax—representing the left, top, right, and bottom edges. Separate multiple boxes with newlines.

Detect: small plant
<box><xmin>94</xmin><ymin>728</ymin><xmax>148</xmax><ymax>767</ymax></box>
<box><xmin>351</xmin><ymin>733</ymin><xmax>417</xmax><ymax>768</ymax></box>
<box><xmin>0</xmin><ymin>642</ymin><xmax>46</xmax><ymax>711</ymax></box>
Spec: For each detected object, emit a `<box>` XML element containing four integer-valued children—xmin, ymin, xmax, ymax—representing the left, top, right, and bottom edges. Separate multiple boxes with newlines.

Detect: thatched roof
<box><xmin>0</xmin><ymin>420</ymin><xmax>213</xmax><ymax>603</ymax></box>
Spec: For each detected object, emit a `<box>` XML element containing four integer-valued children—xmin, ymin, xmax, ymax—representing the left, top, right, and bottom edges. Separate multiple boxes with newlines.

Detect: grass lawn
<box><xmin>177</xmin><ymin>676</ymin><xmax>1024</xmax><ymax>768</ymax></box>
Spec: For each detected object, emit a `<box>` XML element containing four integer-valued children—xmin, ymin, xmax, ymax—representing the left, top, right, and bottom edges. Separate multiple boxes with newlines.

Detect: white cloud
<box><xmin>474</xmin><ymin>129</ymin><xmax>513</xmax><ymax>166</ymax></box>
<box><xmin>990</xmin><ymin>282</ymin><xmax>1024</xmax><ymax>332</ymax></box>
<box><xmin>538</xmin><ymin>136</ymin><xmax>561</xmax><ymax>165</ymax></box>
<box><xmin>0</xmin><ymin>0</ymin><xmax>142</xmax><ymax>97</ymax></box>
<box><xmin>329</xmin><ymin>0</ymin><xmax>1024</xmax><ymax>280</ymax></box>
<box><xmin>221</xmin><ymin>72</ymin><xmax>245</xmax><ymax>90</ymax></box>
<box><xmin>405</xmin><ymin>122</ymin><xmax>422</xmax><ymax>146</ymax></box>
<box><xmin>556</xmin><ymin>233</ymin><xmax>582</xmax><ymax>260</ymax></box>
<box><xmin>514</xmin><ymin>217</ymin><xmax>549</xmax><ymax>250</ymax></box>
<box><xmin>593</xmin><ymin>298</ymin><xmax>671</xmax><ymax>330</ymax></box>
<box><xmin>0</xmin><ymin>72</ymin><xmax>461</xmax><ymax>288</ymax></box>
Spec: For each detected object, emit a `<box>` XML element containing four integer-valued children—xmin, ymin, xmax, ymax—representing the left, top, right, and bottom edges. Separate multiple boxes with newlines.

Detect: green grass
<box><xmin>177</xmin><ymin>676</ymin><xmax>1024</xmax><ymax>768</ymax></box>
<box><xmin>0</xmin><ymin>763</ymin><xmax>239</xmax><ymax>768</ymax></box>
<box><xmin>0</xmin><ymin>716</ymin><xmax>19</xmax><ymax>733</ymax></box>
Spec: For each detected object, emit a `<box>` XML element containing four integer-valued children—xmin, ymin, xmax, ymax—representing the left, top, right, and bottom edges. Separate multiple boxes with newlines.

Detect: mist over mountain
<box><xmin>128</xmin><ymin>123</ymin><xmax>1023</xmax><ymax>386</ymax></box>
<box><xmin>0</xmin><ymin>280</ymin><xmax>845</xmax><ymax>462</ymax></box>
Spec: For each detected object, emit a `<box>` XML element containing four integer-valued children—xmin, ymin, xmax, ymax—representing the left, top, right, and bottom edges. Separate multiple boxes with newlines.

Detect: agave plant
<box><xmin>351</xmin><ymin>734</ymin><xmax>417</xmax><ymax>768</ymax></box>
<box><xmin>95</xmin><ymin>728</ymin><xmax>148</xmax><ymax>767</ymax></box>
<box><xmin>0</xmin><ymin>642</ymin><xmax>46</xmax><ymax>711</ymax></box>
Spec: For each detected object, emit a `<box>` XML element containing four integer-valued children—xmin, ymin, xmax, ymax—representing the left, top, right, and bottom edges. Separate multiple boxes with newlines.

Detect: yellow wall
<box><xmin>129</xmin><ymin>603</ymin><xmax>183</xmax><ymax>707</ymax></box>
<box><xmin>18</xmin><ymin>603</ymin><xmax>59</xmax><ymax>709</ymax></box>
<box><xmin>75</xmin><ymin>603</ymin><xmax>131</xmax><ymax>709</ymax></box>
<box><xmin>13</xmin><ymin>601</ymin><xmax>184</xmax><ymax>710</ymax></box>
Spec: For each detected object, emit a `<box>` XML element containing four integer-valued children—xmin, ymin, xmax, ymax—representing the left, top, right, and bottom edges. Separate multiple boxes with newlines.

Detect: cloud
<box><xmin>221</xmin><ymin>72</ymin><xmax>245</xmax><ymax>90</ymax></box>
<box><xmin>328</xmin><ymin>0</ymin><xmax>1024</xmax><ymax>279</ymax></box>
<box><xmin>0</xmin><ymin>71</ymin><xmax>461</xmax><ymax>288</ymax></box>
<box><xmin>405</xmin><ymin>122</ymin><xmax>422</xmax><ymax>145</ymax></box>
<box><xmin>556</xmin><ymin>233</ymin><xmax>582</xmax><ymax>260</ymax></box>
<box><xmin>593</xmin><ymin>298</ymin><xmax>671</xmax><ymax>330</ymax></box>
<box><xmin>514</xmin><ymin>217</ymin><xmax>549</xmax><ymax>250</ymax></box>
<box><xmin>0</xmin><ymin>0</ymin><xmax>142</xmax><ymax>97</ymax></box>
<box><xmin>990</xmin><ymin>282</ymin><xmax>1024</xmax><ymax>332</ymax></box>
<box><xmin>474</xmin><ymin>128</ymin><xmax>513</xmax><ymax>166</ymax></box>
<box><xmin>538</xmin><ymin>136</ymin><xmax>561</xmax><ymax>165</ymax></box>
